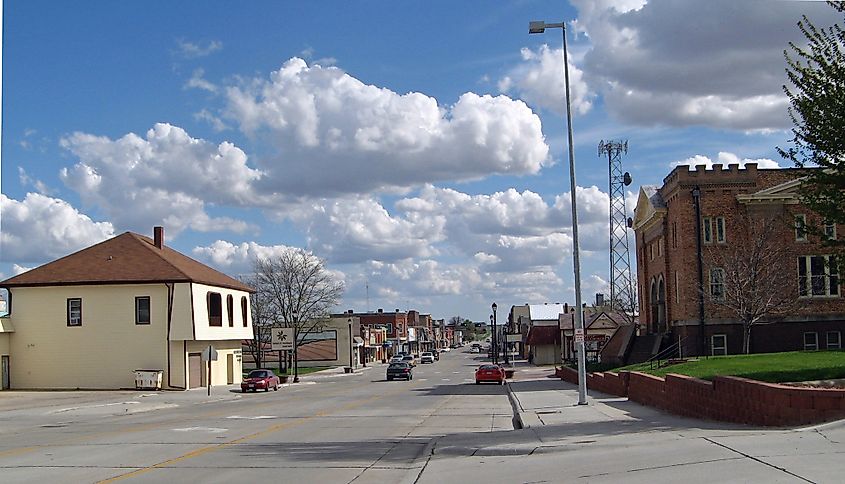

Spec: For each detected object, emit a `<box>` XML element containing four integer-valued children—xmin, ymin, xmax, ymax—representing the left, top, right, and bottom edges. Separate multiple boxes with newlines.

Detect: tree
<box><xmin>779</xmin><ymin>2</ymin><xmax>845</xmax><ymax>262</ymax></box>
<box><xmin>702</xmin><ymin>215</ymin><xmax>802</xmax><ymax>354</ymax></box>
<box><xmin>244</xmin><ymin>275</ymin><xmax>274</xmax><ymax>370</ymax></box>
<box><xmin>252</xmin><ymin>248</ymin><xmax>344</xmax><ymax>379</ymax></box>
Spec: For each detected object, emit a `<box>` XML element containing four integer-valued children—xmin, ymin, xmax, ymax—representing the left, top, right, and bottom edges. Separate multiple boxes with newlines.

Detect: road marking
<box><xmin>51</xmin><ymin>401</ymin><xmax>141</xmax><ymax>414</ymax></box>
<box><xmin>226</xmin><ymin>415</ymin><xmax>276</xmax><ymax>420</ymax></box>
<box><xmin>442</xmin><ymin>379</ymin><xmax>451</xmax><ymax>382</ymax></box>
<box><xmin>172</xmin><ymin>427</ymin><xmax>227</xmax><ymax>433</ymax></box>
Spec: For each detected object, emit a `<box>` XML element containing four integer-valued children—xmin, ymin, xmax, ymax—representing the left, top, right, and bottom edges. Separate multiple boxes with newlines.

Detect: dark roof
<box><xmin>1</xmin><ymin>232</ymin><xmax>253</xmax><ymax>292</ymax></box>
<box><xmin>526</xmin><ymin>325</ymin><xmax>561</xmax><ymax>346</ymax></box>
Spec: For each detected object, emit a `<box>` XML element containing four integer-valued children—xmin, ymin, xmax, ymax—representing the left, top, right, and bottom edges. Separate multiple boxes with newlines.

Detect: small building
<box><xmin>0</xmin><ymin>227</ymin><xmax>253</xmax><ymax>390</ymax></box>
<box><xmin>296</xmin><ymin>315</ymin><xmax>362</xmax><ymax>370</ymax></box>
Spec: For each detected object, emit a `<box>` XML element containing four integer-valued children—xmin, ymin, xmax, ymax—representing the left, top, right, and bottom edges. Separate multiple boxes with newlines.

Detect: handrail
<box><xmin>647</xmin><ymin>335</ymin><xmax>691</xmax><ymax>369</ymax></box>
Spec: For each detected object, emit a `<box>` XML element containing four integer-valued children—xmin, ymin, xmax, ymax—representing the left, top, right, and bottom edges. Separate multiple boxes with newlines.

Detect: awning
<box><xmin>353</xmin><ymin>336</ymin><xmax>365</xmax><ymax>347</ymax></box>
<box><xmin>526</xmin><ymin>326</ymin><xmax>561</xmax><ymax>346</ymax></box>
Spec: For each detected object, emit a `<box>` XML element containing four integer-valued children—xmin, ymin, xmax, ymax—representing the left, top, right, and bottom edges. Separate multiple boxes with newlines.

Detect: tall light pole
<box><xmin>529</xmin><ymin>19</ymin><xmax>587</xmax><ymax>405</ymax></box>
<box><xmin>292</xmin><ymin>310</ymin><xmax>300</xmax><ymax>383</ymax></box>
<box><xmin>491</xmin><ymin>303</ymin><xmax>498</xmax><ymax>365</ymax></box>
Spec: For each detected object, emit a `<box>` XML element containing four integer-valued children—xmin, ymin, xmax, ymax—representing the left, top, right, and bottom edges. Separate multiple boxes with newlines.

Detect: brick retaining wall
<box><xmin>556</xmin><ymin>366</ymin><xmax>845</xmax><ymax>426</ymax></box>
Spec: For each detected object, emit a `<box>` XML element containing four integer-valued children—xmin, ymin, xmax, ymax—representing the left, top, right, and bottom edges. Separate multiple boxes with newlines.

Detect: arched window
<box><xmin>241</xmin><ymin>296</ymin><xmax>248</xmax><ymax>327</ymax></box>
<box><xmin>227</xmin><ymin>294</ymin><xmax>234</xmax><ymax>327</ymax></box>
<box><xmin>657</xmin><ymin>277</ymin><xmax>667</xmax><ymax>333</ymax></box>
<box><xmin>207</xmin><ymin>292</ymin><xmax>222</xmax><ymax>326</ymax></box>
<box><xmin>650</xmin><ymin>279</ymin><xmax>658</xmax><ymax>334</ymax></box>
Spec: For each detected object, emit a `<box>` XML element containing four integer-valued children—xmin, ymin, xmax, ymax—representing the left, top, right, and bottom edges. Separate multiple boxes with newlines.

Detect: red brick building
<box><xmin>633</xmin><ymin>163</ymin><xmax>844</xmax><ymax>357</ymax></box>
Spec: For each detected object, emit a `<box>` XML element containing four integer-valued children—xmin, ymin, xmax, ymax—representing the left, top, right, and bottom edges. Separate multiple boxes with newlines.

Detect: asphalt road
<box><xmin>0</xmin><ymin>349</ymin><xmax>511</xmax><ymax>483</ymax></box>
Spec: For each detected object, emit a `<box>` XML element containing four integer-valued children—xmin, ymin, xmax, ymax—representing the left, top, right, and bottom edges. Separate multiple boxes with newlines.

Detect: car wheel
<box><xmin>241</xmin><ymin>388</ymin><xmax>246</xmax><ymax>393</ymax></box>
<box><xmin>475</xmin><ymin>380</ymin><xmax>480</xmax><ymax>385</ymax></box>
<box><xmin>274</xmin><ymin>384</ymin><xmax>278</xmax><ymax>391</ymax></box>
<box><xmin>387</xmin><ymin>377</ymin><xmax>392</xmax><ymax>381</ymax></box>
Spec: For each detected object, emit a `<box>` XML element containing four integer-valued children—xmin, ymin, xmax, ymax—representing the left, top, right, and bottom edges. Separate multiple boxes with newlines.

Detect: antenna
<box><xmin>598</xmin><ymin>140</ymin><xmax>636</xmax><ymax>320</ymax></box>
<box><xmin>366</xmin><ymin>281</ymin><xmax>370</xmax><ymax>313</ymax></box>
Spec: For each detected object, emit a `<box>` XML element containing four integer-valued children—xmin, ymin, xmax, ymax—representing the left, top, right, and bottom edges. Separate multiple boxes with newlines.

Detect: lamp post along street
<box><xmin>529</xmin><ymin>19</ymin><xmax>587</xmax><ymax>405</ymax></box>
<box><xmin>491</xmin><ymin>303</ymin><xmax>498</xmax><ymax>365</ymax></box>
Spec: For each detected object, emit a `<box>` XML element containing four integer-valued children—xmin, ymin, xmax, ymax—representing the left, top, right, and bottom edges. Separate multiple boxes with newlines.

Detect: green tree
<box><xmin>779</xmin><ymin>2</ymin><xmax>845</xmax><ymax>261</ymax></box>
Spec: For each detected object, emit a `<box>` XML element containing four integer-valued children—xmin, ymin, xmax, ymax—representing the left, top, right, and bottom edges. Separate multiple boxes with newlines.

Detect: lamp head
<box><xmin>492</xmin><ymin>302</ymin><xmax>498</xmax><ymax>311</ymax></box>
<box><xmin>529</xmin><ymin>20</ymin><xmax>546</xmax><ymax>34</ymax></box>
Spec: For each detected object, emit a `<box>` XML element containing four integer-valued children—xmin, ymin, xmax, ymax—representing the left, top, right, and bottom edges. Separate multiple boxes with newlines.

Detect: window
<box><xmin>711</xmin><ymin>334</ymin><xmax>727</xmax><ymax>356</ymax></box>
<box><xmin>674</xmin><ymin>271</ymin><xmax>680</xmax><ymax>304</ymax></box>
<box><xmin>67</xmin><ymin>298</ymin><xmax>82</xmax><ymax>327</ymax></box>
<box><xmin>797</xmin><ymin>255</ymin><xmax>839</xmax><ymax>297</ymax></box>
<box><xmin>135</xmin><ymin>296</ymin><xmax>151</xmax><ymax>325</ymax></box>
<box><xmin>804</xmin><ymin>332</ymin><xmax>819</xmax><ymax>351</ymax></box>
<box><xmin>241</xmin><ymin>296</ymin><xmax>248</xmax><ymax>327</ymax></box>
<box><xmin>795</xmin><ymin>214</ymin><xmax>807</xmax><ymax>241</ymax></box>
<box><xmin>672</xmin><ymin>222</ymin><xmax>678</xmax><ymax>248</ymax></box>
<box><xmin>649</xmin><ymin>243</ymin><xmax>654</xmax><ymax>261</ymax></box>
<box><xmin>715</xmin><ymin>217</ymin><xmax>726</xmax><ymax>243</ymax></box>
<box><xmin>703</xmin><ymin>217</ymin><xmax>712</xmax><ymax>243</ymax></box>
<box><xmin>825</xmin><ymin>222</ymin><xmax>837</xmax><ymax>241</ymax></box>
<box><xmin>826</xmin><ymin>331</ymin><xmax>841</xmax><ymax>350</ymax></box>
<box><xmin>657</xmin><ymin>237</ymin><xmax>664</xmax><ymax>257</ymax></box>
<box><xmin>227</xmin><ymin>294</ymin><xmax>234</xmax><ymax>327</ymax></box>
<box><xmin>207</xmin><ymin>292</ymin><xmax>222</xmax><ymax>326</ymax></box>
<box><xmin>710</xmin><ymin>268</ymin><xmax>726</xmax><ymax>301</ymax></box>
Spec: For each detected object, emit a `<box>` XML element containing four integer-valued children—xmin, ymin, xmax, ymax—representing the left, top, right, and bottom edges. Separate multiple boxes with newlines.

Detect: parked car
<box><xmin>389</xmin><ymin>356</ymin><xmax>404</xmax><ymax>364</ymax></box>
<box><xmin>401</xmin><ymin>355</ymin><xmax>417</xmax><ymax>366</ymax></box>
<box><xmin>475</xmin><ymin>364</ymin><xmax>505</xmax><ymax>385</ymax></box>
<box><xmin>386</xmin><ymin>362</ymin><xmax>413</xmax><ymax>381</ymax></box>
<box><xmin>470</xmin><ymin>346</ymin><xmax>480</xmax><ymax>353</ymax></box>
<box><xmin>420</xmin><ymin>352</ymin><xmax>435</xmax><ymax>364</ymax></box>
<box><xmin>241</xmin><ymin>369</ymin><xmax>281</xmax><ymax>392</ymax></box>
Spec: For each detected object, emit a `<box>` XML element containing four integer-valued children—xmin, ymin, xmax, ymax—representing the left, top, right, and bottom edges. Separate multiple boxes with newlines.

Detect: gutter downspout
<box><xmin>692</xmin><ymin>186</ymin><xmax>706</xmax><ymax>356</ymax></box>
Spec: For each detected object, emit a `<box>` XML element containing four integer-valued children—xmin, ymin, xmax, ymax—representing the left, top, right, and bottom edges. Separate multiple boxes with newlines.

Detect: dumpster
<box><xmin>134</xmin><ymin>370</ymin><xmax>163</xmax><ymax>390</ymax></box>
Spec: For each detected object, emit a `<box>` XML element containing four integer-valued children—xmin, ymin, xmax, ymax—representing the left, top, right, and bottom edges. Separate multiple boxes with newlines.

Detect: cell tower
<box><xmin>598</xmin><ymin>140</ymin><xmax>636</xmax><ymax>318</ymax></box>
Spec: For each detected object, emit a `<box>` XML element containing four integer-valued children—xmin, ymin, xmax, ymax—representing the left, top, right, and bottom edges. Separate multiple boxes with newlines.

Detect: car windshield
<box><xmin>248</xmin><ymin>370</ymin><xmax>269</xmax><ymax>378</ymax></box>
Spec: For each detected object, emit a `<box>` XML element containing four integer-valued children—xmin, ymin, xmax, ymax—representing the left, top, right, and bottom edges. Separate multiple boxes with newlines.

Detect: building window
<box><xmin>649</xmin><ymin>243</ymin><xmax>654</xmax><ymax>261</ymax></box>
<box><xmin>795</xmin><ymin>214</ymin><xmax>807</xmax><ymax>241</ymax></box>
<box><xmin>804</xmin><ymin>332</ymin><xmax>819</xmax><ymax>351</ymax></box>
<box><xmin>657</xmin><ymin>237</ymin><xmax>664</xmax><ymax>257</ymax></box>
<box><xmin>227</xmin><ymin>294</ymin><xmax>234</xmax><ymax>327</ymax></box>
<box><xmin>710</xmin><ymin>268</ymin><xmax>726</xmax><ymax>301</ymax></box>
<box><xmin>67</xmin><ymin>298</ymin><xmax>82</xmax><ymax>327</ymax></box>
<box><xmin>672</xmin><ymin>222</ymin><xmax>678</xmax><ymax>248</ymax></box>
<box><xmin>241</xmin><ymin>296</ymin><xmax>248</xmax><ymax>327</ymax></box>
<box><xmin>207</xmin><ymin>292</ymin><xmax>222</xmax><ymax>326</ymax></box>
<box><xmin>135</xmin><ymin>296</ymin><xmax>151</xmax><ymax>325</ymax></box>
<box><xmin>824</xmin><ymin>222</ymin><xmax>837</xmax><ymax>241</ymax></box>
<box><xmin>674</xmin><ymin>271</ymin><xmax>680</xmax><ymax>304</ymax></box>
<box><xmin>797</xmin><ymin>255</ymin><xmax>839</xmax><ymax>297</ymax></box>
<box><xmin>715</xmin><ymin>217</ymin><xmax>726</xmax><ymax>243</ymax></box>
<box><xmin>826</xmin><ymin>331</ymin><xmax>841</xmax><ymax>350</ymax></box>
<box><xmin>711</xmin><ymin>334</ymin><xmax>727</xmax><ymax>356</ymax></box>
<box><xmin>703</xmin><ymin>217</ymin><xmax>712</xmax><ymax>244</ymax></box>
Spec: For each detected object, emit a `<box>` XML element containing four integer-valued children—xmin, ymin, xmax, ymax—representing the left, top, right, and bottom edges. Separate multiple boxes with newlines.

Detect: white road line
<box><xmin>226</xmin><ymin>415</ymin><xmax>277</xmax><ymax>420</ymax></box>
<box><xmin>172</xmin><ymin>427</ymin><xmax>227</xmax><ymax>433</ymax></box>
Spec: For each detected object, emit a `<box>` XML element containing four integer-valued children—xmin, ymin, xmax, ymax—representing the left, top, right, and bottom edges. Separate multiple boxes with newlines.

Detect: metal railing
<box><xmin>646</xmin><ymin>335</ymin><xmax>692</xmax><ymax>369</ymax></box>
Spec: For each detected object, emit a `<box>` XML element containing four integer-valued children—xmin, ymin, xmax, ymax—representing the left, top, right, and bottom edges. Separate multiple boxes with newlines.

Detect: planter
<box><xmin>279</xmin><ymin>375</ymin><xmax>289</xmax><ymax>384</ymax></box>
<box><xmin>504</xmin><ymin>369</ymin><xmax>515</xmax><ymax>379</ymax></box>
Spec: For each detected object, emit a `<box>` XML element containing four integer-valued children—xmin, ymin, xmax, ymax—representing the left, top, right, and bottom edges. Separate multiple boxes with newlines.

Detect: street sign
<box><xmin>201</xmin><ymin>345</ymin><xmax>218</xmax><ymax>361</ymax></box>
<box><xmin>574</xmin><ymin>328</ymin><xmax>585</xmax><ymax>344</ymax></box>
<box><xmin>506</xmin><ymin>333</ymin><xmax>522</xmax><ymax>342</ymax></box>
<box><xmin>272</xmin><ymin>327</ymin><xmax>295</xmax><ymax>351</ymax></box>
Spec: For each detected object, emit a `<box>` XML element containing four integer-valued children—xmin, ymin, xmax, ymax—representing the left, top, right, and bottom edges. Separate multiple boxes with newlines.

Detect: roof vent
<box><xmin>154</xmin><ymin>226</ymin><xmax>164</xmax><ymax>249</ymax></box>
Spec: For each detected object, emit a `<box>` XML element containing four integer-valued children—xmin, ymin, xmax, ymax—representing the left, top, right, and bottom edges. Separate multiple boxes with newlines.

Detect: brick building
<box><xmin>633</xmin><ymin>163</ymin><xmax>844</xmax><ymax>357</ymax></box>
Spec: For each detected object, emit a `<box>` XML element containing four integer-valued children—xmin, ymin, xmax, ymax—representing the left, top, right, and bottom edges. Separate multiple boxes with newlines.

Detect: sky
<box><xmin>0</xmin><ymin>1</ymin><xmax>836</xmax><ymax>322</ymax></box>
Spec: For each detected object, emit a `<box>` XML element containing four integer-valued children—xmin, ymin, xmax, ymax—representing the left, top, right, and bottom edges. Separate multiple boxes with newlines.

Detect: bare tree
<box><xmin>703</xmin><ymin>214</ymin><xmax>801</xmax><ymax>354</ymax></box>
<box><xmin>244</xmin><ymin>275</ymin><xmax>274</xmax><ymax>370</ymax></box>
<box><xmin>252</xmin><ymin>248</ymin><xmax>344</xmax><ymax>379</ymax></box>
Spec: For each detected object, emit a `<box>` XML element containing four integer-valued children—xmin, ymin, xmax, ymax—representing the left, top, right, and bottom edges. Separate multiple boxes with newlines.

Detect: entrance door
<box><xmin>188</xmin><ymin>353</ymin><xmax>202</xmax><ymax>388</ymax></box>
<box><xmin>1</xmin><ymin>356</ymin><xmax>9</xmax><ymax>390</ymax></box>
<box><xmin>226</xmin><ymin>354</ymin><xmax>234</xmax><ymax>384</ymax></box>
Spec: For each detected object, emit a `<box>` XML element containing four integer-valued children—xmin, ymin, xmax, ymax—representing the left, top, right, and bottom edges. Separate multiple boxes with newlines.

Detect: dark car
<box><xmin>386</xmin><ymin>362</ymin><xmax>413</xmax><ymax>381</ymax></box>
<box><xmin>475</xmin><ymin>364</ymin><xmax>505</xmax><ymax>385</ymax></box>
<box><xmin>241</xmin><ymin>369</ymin><xmax>281</xmax><ymax>392</ymax></box>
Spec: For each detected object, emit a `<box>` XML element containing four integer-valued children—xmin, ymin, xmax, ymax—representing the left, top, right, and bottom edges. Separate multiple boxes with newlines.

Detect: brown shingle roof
<box><xmin>1</xmin><ymin>232</ymin><xmax>253</xmax><ymax>292</ymax></box>
<box><xmin>526</xmin><ymin>325</ymin><xmax>561</xmax><ymax>346</ymax></box>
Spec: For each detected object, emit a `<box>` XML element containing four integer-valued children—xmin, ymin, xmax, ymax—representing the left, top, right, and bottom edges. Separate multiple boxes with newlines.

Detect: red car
<box><xmin>241</xmin><ymin>369</ymin><xmax>281</xmax><ymax>392</ymax></box>
<box><xmin>475</xmin><ymin>364</ymin><xmax>506</xmax><ymax>385</ymax></box>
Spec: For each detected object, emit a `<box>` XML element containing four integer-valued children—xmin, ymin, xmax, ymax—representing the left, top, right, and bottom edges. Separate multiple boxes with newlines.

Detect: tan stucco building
<box><xmin>0</xmin><ymin>227</ymin><xmax>253</xmax><ymax>390</ymax></box>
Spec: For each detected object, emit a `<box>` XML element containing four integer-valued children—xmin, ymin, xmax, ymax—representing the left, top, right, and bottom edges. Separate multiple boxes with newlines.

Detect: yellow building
<box><xmin>0</xmin><ymin>227</ymin><xmax>253</xmax><ymax>390</ymax></box>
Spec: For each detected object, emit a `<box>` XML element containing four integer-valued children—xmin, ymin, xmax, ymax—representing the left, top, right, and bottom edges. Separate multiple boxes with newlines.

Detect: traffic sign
<box><xmin>272</xmin><ymin>327</ymin><xmax>295</xmax><ymax>351</ymax></box>
<box><xmin>574</xmin><ymin>328</ymin><xmax>585</xmax><ymax>344</ymax></box>
<box><xmin>201</xmin><ymin>345</ymin><xmax>218</xmax><ymax>361</ymax></box>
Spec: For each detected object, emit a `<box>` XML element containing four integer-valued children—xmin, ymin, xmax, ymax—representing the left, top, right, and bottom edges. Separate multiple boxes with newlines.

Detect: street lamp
<box><xmin>529</xmin><ymin>19</ymin><xmax>587</xmax><ymax>405</ymax></box>
<box><xmin>491</xmin><ymin>303</ymin><xmax>498</xmax><ymax>365</ymax></box>
<box><xmin>348</xmin><ymin>318</ymin><xmax>354</xmax><ymax>371</ymax></box>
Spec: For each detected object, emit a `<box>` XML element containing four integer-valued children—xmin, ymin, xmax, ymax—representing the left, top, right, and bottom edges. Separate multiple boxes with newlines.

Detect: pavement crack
<box><xmin>703</xmin><ymin>437</ymin><xmax>816</xmax><ymax>483</ymax></box>
<box><xmin>814</xmin><ymin>428</ymin><xmax>841</xmax><ymax>444</ymax></box>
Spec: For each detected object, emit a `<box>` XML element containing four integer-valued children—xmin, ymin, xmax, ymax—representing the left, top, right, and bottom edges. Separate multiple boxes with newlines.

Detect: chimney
<box><xmin>154</xmin><ymin>226</ymin><xmax>164</xmax><ymax>249</ymax></box>
<box><xmin>377</xmin><ymin>308</ymin><xmax>383</xmax><ymax>314</ymax></box>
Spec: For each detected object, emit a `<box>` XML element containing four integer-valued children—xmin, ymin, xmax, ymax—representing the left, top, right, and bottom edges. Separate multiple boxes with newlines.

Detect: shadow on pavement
<box><xmin>411</xmin><ymin>383</ymin><xmax>507</xmax><ymax>396</ymax></box>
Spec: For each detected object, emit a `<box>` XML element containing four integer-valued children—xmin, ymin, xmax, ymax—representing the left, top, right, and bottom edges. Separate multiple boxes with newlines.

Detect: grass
<box><xmin>271</xmin><ymin>367</ymin><xmax>331</xmax><ymax>377</ymax></box>
<box><xmin>615</xmin><ymin>351</ymin><xmax>845</xmax><ymax>383</ymax></box>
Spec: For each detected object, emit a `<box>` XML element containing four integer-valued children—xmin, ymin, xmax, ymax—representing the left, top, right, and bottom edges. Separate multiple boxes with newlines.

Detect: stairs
<box><xmin>625</xmin><ymin>333</ymin><xmax>663</xmax><ymax>364</ymax></box>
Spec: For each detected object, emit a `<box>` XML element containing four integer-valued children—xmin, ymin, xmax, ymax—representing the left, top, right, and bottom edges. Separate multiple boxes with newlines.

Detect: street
<box><xmin>2</xmin><ymin>349</ymin><xmax>845</xmax><ymax>483</ymax></box>
<box><xmin>0</xmin><ymin>349</ymin><xmax>511</xmax><ymax>483</ymax></box>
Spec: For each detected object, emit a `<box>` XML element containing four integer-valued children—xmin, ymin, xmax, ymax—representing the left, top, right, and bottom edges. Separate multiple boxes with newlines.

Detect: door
<box><xmin>226</xmin><ymin>354</ymin><xmax>234</xmax><ymax>384</ymax></box>
<box><xmin>188</xmin><ymin>353</ymin><xmax>202</xmax><ymax>389</ymax></box>
<box><xmin>1</xmin><ymin>356</ymin><xmax>9</xmax><ymax>390</ymax></box>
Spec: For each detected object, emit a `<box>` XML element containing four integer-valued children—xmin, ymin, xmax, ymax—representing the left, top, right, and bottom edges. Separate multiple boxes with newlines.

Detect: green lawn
<box><xmin>616</xmin><ymin>351</ymin><xmax>845</xmax><ymax>383</ymax></box>
<box><xmin>272</xmin><ymin>367</ymin><xmax>331</xmax><ymax>377</ymax></box>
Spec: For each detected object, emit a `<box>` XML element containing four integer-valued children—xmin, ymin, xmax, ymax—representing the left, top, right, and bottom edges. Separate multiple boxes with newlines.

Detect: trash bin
<box><xmin>134</xmin><ymin>370</ymin><xmax>163</xmax><ymax>390</ymax></box>
<box><xmin>344</xmin><ymin>366</ymin><xmax>353</xmax><ymax>374</ymax></box>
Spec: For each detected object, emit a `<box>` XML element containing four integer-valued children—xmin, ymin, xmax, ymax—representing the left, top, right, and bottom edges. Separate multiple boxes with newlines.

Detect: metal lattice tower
<box><xmin>599</xmin><ymin>140</ymin><xmax>636</xmax><ymax>317</ymax></box>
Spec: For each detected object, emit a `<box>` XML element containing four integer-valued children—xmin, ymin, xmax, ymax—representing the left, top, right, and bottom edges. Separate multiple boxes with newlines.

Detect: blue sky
<box><xmin>1</xmin><ymin>1</ymin><xmax>834</xmax><ymax>321</ymax></box>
